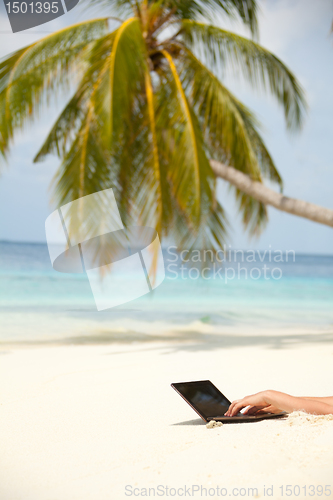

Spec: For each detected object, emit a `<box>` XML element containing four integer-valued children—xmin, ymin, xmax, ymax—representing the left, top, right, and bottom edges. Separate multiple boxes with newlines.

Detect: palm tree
<box><xmin>0</xmin><ymin>0</ymin><xmax>332</xmax><ymax>256</ymax></box>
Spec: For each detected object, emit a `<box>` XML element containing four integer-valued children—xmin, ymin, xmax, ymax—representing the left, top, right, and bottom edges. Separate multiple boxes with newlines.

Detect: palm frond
<box><xmin>161</xmin><ymin>49</ymin><xmax>202</xmax><ymax>216</ymax></box>
<box><xmin>144</xmin><ymin>69</ymin><xmax>163</xmax><ymax>234</ymax></box>
<box><xmin>178</xmin><ymin>47</ymin><xmax>277</xmax><ymax>234</ymax></box>
<box><xmin>92</xmin><ymin>17</ymin><xmax>146</xmax><ymax>152</ymax></box>
<box><xmin>178</xmin><ymin>46</ymin><xmax>283</xmax><ymax>188</ymax></box>
<box><xmin>234</xmin><ymin>189</ymin><xmax>268</xmax><ymax>235</ymax></box>
<box><xmin>0</xmin><ymin>97</ymin><xmax>7</xmax><ymax>161</ymax></box>
<box><xmin>179</xmin><ymin>20</ymin><xmax>307</xmax><ymax>130</ymax></box>
<box><xmin>153</xmin><ymin>0</ymin><xmax>258</xmax><ymax>35</ymax></box>
<box><xmin>239</xmin><ymin>109</ymin><xmax>283</xmax><ymax>189</ymax></box>
<box><xmin>34</xmin><ymin>31</ymin><xmax>118</xmax><ymax>162</ymax></box>
<box><xmin>150</xmin><ymin>50</ymin><xmax>218</xmax><ymax>245</ymax></box>
<box><xmin>177</xmin><ymin>47</ymin><xmax>262</xmax><ymax>178</ymax></box>
<box><xmin>0</xmin><ymin>18</ymin><xmax>108</xmax><ymax>155</ymax></box>
<box><xmin>34</xmin><ymin>86</ymin><xmax>87</xmax><ymax>162</ymax></box>
<box><xmin>176</xmin><ymin>198</ymin><xmax>229</xmax><ymax>251</ymax></box>
<box><xmin>36</xmin><ymin>17</ymin><xmax>148</xmax><ymax>209</ymax></box>
<box><xmin>84</xmin><ymin>0</ymin><xmax>258</xmax><ymax>35</ymax></box>
<box><xmin>53</xmin><ymin>108</ymin><xmax>111</xmax><ymax>207</ymax></box>
<box><xmin>83</xmin><ymin>0</ymin><xmax>139</xmax><ymax>18</ymax></box>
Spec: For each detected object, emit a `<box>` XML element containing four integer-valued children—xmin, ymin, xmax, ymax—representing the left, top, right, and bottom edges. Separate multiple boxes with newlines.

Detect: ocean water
<box><xmin>0</xmin><ymin>241</ymin><xmax>332</xmax><ymax>342</ymax></box>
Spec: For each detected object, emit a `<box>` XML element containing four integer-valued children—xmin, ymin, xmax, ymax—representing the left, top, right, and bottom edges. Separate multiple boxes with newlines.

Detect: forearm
<box><xmin>265</xmin><ymin>391</ymin><xmax>333</xmax><ymax>415</ymax></box>
<box><xmin>303</xmin><ymin>396</ymin><xmax>333</xmax><ymax>405</ymax></box>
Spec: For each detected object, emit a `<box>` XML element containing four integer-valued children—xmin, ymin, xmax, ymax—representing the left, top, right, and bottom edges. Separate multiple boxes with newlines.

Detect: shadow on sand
<box><xmin>2</xmin><ymin>329</ymin><xmax>333</xmax><ymax>353</ymax></box>
<box><xmin>171</xmin><ymin>418</ymin><xmax>204</xmax><ymax>426</ymax></box>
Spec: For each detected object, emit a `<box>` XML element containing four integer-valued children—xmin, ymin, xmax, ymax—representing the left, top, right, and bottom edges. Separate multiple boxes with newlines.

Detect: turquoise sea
<box><xmin>0</xmin><ymin>241</ymin><xmax>332</xmax><ymax>342</ymax></box>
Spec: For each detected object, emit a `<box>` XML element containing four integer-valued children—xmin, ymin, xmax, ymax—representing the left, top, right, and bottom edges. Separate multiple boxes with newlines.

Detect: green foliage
<box><xmin>179</xmin><ymin>20</ymin><xmax>307</xmax><ymax>130</ymax></box>
<box><xmin>0</xmin><ymin>0</ymin><xmax>307</xmax><ymax>250</ymax></box>
<box><xmin>1</xmin><ymin>19</ymin><xmax>108</xmax><ymax>149</ymax></box>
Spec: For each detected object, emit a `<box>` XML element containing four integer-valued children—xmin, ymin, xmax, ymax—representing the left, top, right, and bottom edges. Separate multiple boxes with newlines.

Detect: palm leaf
<box><xmin>179</xmin><ymin>19</ymin><xmax>307</xmax><ymax>130</ymax></box>
<box><xmin>53</xmin><ymin>108</ymin><xmax>110</xmax><ymax>207</ymax></box>
<box><xmin>0</xmin><ymin>18</ymin><xmax>108</xmax><ymax>156</ymax></box>
<box><xmin>159</xmin><ymin>0</ymin><xmax>258</xmax><ymax>35</ymax></box>
<box><xmin>177</xmin><ymin>47</ymin><xmax>260</xmax><ymax>177</ymax></box>
<box><xmin>177</xmin><ymin>47</ymin><xmax>276</xmax><ymax>233</ymax></box>
<box><xmin>34</xmin><ymin>31</ymin><xmax>118</xmax><ymax>162</ymax></box>
<box><xmin>234</xmin><ymin>189</ymin><xmax>268</xmax><ymax>235</ymax></box>
<box><xmin>158</xmin><ymin>49</ymin><xmax>218</xmax><ymax>232</ymax></box>
<box><xmin>175</xmin><ymin>197</ymin><xmax>229</xmax><ymax>251</ymax></box>
<box><xmin>33</xmin><ymin>86</ymin><xmax>88</xmax><ymax>162</ymax></box>
<box><xmin>92</xmin><ymin>17</ymin><xmax>147</xmax><ymax>153</ymax></box>
<box><xmin>85</xmin><ymin>0</ymin><xmax>258</xmax><ymax>35</ymax></box>
<box><xmin>144</xmin><ymin>69</ymin><xmax>163</xmax><ymax>234</ymax></box>
<box><xmin>161</xmin><ymin>49</ymin><xmax>202</xmax><ymax>216</ymax></box>
<box><xmin>177</xmin><ymin>46</ymin><xmax>283</xmax><ymax>187</ymax></box>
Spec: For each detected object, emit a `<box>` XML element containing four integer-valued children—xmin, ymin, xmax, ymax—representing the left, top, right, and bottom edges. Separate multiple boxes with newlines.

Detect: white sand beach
<box><xmin>1</xmin><ymin>328</ymin><xmax>333</xmax><ymax>500</ymax></box>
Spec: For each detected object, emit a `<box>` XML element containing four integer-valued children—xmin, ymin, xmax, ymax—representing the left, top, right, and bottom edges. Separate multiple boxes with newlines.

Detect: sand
<box><xmin>1</xmin><ymin>330</ymin><xmax>333</xmax><ymax>500</ymax></box>
<box><xmin>206</xmin><ymin>420</ymin><xmax>224</xmax><ymax>428</ymax></box>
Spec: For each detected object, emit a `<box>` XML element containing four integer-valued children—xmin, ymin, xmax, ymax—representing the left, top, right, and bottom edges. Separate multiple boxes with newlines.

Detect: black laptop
<box><xmin>171</xmin><ymin>380</ymin><xmax>286</xmax><ymax>423</ymax></box>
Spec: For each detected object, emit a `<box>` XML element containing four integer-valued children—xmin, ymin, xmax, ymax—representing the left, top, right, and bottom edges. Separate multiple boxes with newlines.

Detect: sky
<box><xmin>0</xmin><ymin>0</ymin><xmax>332</xmax><ymax>254</ymax></box>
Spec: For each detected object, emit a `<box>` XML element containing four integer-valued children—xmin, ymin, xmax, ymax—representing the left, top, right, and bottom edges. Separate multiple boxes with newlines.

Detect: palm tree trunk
<box><xmin>210</xmin><ymin>160</ymin><xmax>333</xmax><ymax>228</ymax></box>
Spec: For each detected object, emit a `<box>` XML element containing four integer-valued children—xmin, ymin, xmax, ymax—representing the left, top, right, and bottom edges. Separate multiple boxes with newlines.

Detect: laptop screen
<box><xmin>172</xmin><ymin>380</ymin><xmax>231</xmax><ymax>418</ymax></box>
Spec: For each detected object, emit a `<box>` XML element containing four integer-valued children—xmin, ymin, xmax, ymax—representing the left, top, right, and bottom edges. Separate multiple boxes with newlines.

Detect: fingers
<box><xmin>224</xmin><ymin>399</ymin><xmax>267</xmax><ymax>417</ymax></box>
<box><xmin>241</xmin><ymin>405</ymin><xmax>256</xmax><ymax>415</ymax></box>
<box><xmin>230</xmin><ymin>401</ymin><xmax>247</xmax><ymax>416</ymax></box>
<box><xmin>224</xmin><ymin>399</ymin><xmax>247</xmax><ymax>416</ymax></box>
<box><xmin>224</xmin><ymin>400</ymin><xmax>238</xmax><ymax>416</ymax></box>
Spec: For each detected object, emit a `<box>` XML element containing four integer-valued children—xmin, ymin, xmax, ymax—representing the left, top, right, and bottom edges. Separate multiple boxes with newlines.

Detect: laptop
<box><xmin>171</xmin><ymin>380</ymin><xmax>286</xmax><ymax>423</ymax></box>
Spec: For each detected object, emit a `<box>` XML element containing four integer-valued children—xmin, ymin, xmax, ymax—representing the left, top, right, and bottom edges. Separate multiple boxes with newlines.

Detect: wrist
<box><xmin>264</xmin><ymin>390</ymin><xmax>275</xmax><ymax>405</ymax></box>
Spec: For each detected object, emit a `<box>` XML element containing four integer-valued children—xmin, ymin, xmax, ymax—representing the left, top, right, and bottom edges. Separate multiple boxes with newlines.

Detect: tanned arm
<box><xmin>225</xmin><ymin>391</ymin><xmax>333</xmax><ymax>416</ymax></box>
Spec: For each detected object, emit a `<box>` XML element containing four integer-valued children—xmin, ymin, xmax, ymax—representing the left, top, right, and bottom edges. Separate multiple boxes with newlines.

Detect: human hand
<box><xmin>224</xmin><ymin>391</ymin><xmax>272</xmax><ymax>416</ymax></box>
